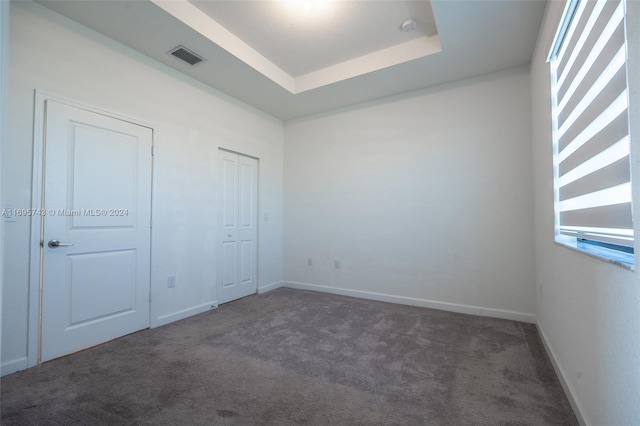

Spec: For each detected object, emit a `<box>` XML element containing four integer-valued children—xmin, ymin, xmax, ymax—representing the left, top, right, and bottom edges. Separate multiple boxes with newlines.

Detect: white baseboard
<box><xmin>152</xmin><ymin>300</ymin><xmax>218</xmax><ymax>328</ymax></box>
<box><xmin>258</xmin><ymin>281</ymin><xmax>283</xmax><ymax>294</ymax></box>
<box><xmin>536</xmin><ymin>323</ymin><xmax>589</xmax><ymax>426</ymax></box>
<box><xmin>1</xmin><ymin>357</ymin><xmax>28</xmax><ymax>377</ymax></box>
<box><xmin>283</xmin><ymin>281</ymin><xmax>536</xmax><ymax>323</ymax></box>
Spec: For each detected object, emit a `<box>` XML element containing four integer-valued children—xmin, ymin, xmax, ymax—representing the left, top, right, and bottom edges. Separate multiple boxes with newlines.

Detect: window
<box><xmin>549</xmin><ymin>0</ymin><xmax>633</xmax><ymax>266</ymax></box>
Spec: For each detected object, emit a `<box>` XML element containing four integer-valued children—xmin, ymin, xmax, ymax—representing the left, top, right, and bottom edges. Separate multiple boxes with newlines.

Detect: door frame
<box><xmin>217</xmin><ymin>147</ymin><xmax>260</xmax><ymax>304</ymax></box>
<box><xmin>27</xmin><ymin>91</ymin><xmax>156</xmax><ymax>367</ymax></box>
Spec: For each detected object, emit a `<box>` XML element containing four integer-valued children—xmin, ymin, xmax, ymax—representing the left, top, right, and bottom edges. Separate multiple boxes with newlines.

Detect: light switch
<box><xmin>167</xmin><ymin>275</ymin><xmax>176</xmax><ymax>288</ymax></box>
<box><xmin>3</xmin><ymin>204</ymin><xmax>16</xmax><ymax>222</ymax></box>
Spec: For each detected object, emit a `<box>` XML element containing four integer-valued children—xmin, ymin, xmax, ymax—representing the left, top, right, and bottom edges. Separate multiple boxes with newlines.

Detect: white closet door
<box><xmin>218</xmin><ymin>150</ymin><xmax>257</xmax><ymax>304</ymax></box>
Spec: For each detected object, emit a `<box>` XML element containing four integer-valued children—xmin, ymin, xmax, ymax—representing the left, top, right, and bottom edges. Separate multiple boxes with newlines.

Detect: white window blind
<box><xmin>550</xmin><ymin>0</ymin><xmax>633</xmax><ymax>251</ymax></box>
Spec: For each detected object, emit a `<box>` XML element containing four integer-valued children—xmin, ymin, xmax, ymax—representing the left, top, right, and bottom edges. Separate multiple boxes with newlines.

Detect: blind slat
<box><xmin>557</xmin><ymin>67</ymin><xmax>626</xmax><ymax>144</ymax></box>
<box><xmin>557</xmin><ymin>41</ymin><xmax>626</xmax><ymax>133</ymax></box>
<box><xmin>559</xmin><ymin>182</ymin><xmax>631</xmax><ymax>213</ymax></box>
<box><xmin>560</xmin><ymin>202</ymin><xmax>634</xmax><ymax>230</ymax></box>
<box><xmin>558</xmin><ymin>111</ymin><xmax>628</xmax><ymax>174</ymax></box>
<box><xmin>559</xmin><ymin>155</ymin><xmax>630</xmax><ymax>201</ymax></box>
<box><xmin>556</xmin><ymin>0</ymin><xmax>598</xmax><ymax>81</ymax></box>
<box><xmin>557</xmin><ymin>91</ymin><xmax>627</xmax><ymax>161</ymax></box>
<box><xmin>558</xmin><ymin>28</ymin><xmax>625</xmax><ymax>117</ymax></box>
<box><xmin>557</xmin><ymin>1</ymin><xmax>620</xmax><ymax>90</ymax></box>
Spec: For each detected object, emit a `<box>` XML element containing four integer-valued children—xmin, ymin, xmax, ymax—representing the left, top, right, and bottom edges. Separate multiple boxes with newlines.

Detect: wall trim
<box><xmin>258</xmin><ymin>281</ymin><xmax>283</xmax><ymax>294</ymax></box>
<box><xmin>536</xmin><ymin>323</ymin><xmax>590</xmax><ymax>426</ymax></box>
<box><xmin>283</xmin><ymin>281</ymin><xmax>536</xmax><ymax>323</ymax></box>
<box><xmin>1</xmin><ymin>357</ymin><xmax>28</xmax><ymax>377</ymax></box>
<box><xmin>152</xmin><ymin>300</ymin><xmax>218</xmax><ymax>328</ymax></box>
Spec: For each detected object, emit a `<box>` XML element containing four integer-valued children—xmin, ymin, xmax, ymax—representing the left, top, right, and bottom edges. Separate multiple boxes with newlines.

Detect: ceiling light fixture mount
<box><xmin>293</xmin><ymin>0</ymin><xmax>330</xmax><ymax>15</ymax></box>
<box><xmin>401</xmin><ymin>18</ymin><xmax>416</xmax><ymax>33</ymax></box>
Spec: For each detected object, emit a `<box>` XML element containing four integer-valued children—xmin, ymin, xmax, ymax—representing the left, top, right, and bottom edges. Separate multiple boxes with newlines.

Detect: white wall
<box><xmin>283</xmin><ymin>67</ymin><xmax>535</xmax><ymax>321</ymax></box>
<box><xmin>531</xmin><ymin>2</ymin><xmax>640</xmax><ymax>425</ymax></box>
<box><xmin>1</xmin><ymin>1</ymin><xmax>283</xmax><ymax>375</ymax></box>
<box><xmin>0</xmin><ymin>0</ymin><xmax>9</xmax><ymax>374</ymax></box>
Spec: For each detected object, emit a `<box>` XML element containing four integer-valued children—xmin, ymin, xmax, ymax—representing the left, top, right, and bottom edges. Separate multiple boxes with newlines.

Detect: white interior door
<box><xmin>41</xmin><ymin>100</ymin><xmax>152</xmax><ymax>362</ymax></box>
<box><xmin>218</xmin><ymin>150</ymin><xmax>258</xmax><ymax>304</ymax></box>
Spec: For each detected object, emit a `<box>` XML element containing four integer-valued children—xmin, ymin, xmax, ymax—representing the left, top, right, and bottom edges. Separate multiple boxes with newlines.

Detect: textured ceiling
<box><xmin>34</xmin><ymin>0</ymin><xmax>547</xmax><ymax>121</ymax></box>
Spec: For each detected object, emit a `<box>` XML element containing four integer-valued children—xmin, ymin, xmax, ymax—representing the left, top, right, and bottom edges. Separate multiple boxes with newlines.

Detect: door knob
<box><xmin>48</xmin><ymin>239</ymin><xmax>73</xmax><ymax>248</ymax></box>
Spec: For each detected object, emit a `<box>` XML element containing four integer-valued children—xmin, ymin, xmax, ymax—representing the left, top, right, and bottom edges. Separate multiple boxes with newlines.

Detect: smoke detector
<box><xmin>401</xmin><ymin>18</ymin><xmax>416</xmax><ymax>33</ymax></box>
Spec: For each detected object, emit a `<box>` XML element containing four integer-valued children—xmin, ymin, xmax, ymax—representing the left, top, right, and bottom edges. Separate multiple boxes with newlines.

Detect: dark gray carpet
<box><xmin>1</xmin><ymin>288</ymin><xmax>577</xmax><ymax>425</ymax></box>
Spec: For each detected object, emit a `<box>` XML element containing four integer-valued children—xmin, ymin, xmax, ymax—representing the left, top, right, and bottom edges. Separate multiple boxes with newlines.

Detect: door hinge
<box><xmin>151</xmin><ymin>145</ymin><xmax>154</xmax><ymax>156</ymax></box>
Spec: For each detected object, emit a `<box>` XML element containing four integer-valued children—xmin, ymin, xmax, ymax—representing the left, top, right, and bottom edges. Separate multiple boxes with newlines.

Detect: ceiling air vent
<box><xmin>168</xmin><ymin>45</ymin><xmax>206</xmax><ymax>66</ymax></box>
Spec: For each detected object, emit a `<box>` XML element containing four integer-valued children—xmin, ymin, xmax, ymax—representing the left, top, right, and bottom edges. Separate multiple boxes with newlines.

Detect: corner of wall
<box><xmin>258</xmin><ymin>281</ymin><xmax>283</xmax><ymax>294</ymax></box>
<box><xmin>536</xmin><ymin>322</ymin><xmax>589</xmax><ymax>426</ymax></box>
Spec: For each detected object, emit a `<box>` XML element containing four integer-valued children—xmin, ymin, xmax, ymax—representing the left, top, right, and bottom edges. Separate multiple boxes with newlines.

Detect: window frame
<box><xmin>548</xmin><ymin>0</ymin><xmax>634</xmax><ymax>268</ymax></box>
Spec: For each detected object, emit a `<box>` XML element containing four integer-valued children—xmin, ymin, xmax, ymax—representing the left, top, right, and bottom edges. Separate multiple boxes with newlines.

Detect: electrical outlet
<box><xmin>167</xmin><ymin>275</ymin><xmax>176</xmax><ymax>288</ymax></box>
<box><xmin>334</xmin><ymin>260</ymin><xmax>341</xmax><ymax>269</ymax></box>
<box><xmin>307</xmin><ymin>258</ymin><xmax>313</xmax><ymax>267</ymax></box>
